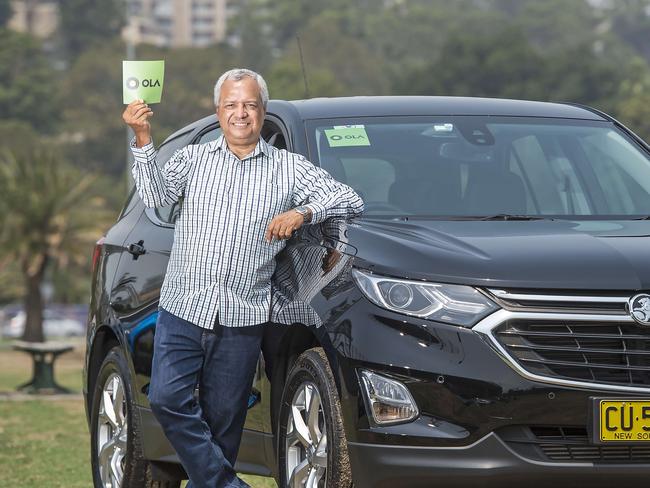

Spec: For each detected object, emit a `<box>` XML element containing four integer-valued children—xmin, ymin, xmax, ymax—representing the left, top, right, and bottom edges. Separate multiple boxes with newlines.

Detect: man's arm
<box><xmin>130</xmin><ymin>140</ymin><xmax>190</xmax><ymax>208</ymax></box>
<box><xmin>123</xmin><ymin>100</ymin><xmax>190</xmax><ymax>208</ymax></box>
<box><xmin>292</xmin><ymin>156</ymin><xmax>364</xmax><ymax>224</ymax></box>
<box><xmin>264</xmin><ymin>157</ymin><xmax>363</xmax><ymax>242</ymax></box>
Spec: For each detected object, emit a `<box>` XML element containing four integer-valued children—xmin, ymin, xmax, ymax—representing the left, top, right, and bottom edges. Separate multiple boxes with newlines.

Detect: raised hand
<box><xmin>122</xmin><ymin>99</ymin><xmax>153</xmax><ymax>147</ymax></box>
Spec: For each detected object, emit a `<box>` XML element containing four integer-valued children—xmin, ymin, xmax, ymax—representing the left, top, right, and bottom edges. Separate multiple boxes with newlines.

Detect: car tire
<box><xmin>278</xmin><ymin>347</ymin><xmax>352</xmax><ymax>488</ymax></box>
<box><xmin>90</xmin><ymin>345</ymin><xmax>181</xmax><ymax>488</ymax></box>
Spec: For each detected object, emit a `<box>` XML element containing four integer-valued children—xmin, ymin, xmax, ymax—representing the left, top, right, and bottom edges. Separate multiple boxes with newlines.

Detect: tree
<box><xmin>397</xmin><ymin>25</ymin><xmax>623</xmax><ymax>110</ymax></box>
<box><xmin>58</xmin><ymin>0</ymin><xmax>126</xmax><ymax>59</ymax></box>
<box><xmin>268</xmin><ymin>13</ymin><xmax>389</xmax><ymax>97</ymax></box>
<box><xmin>604</xmin><ymin>0</ymin><xmax>650</xmax><ymax>64</ymax></box>
<box><xmin>614</xmin><ymin>57</ymin><xmax>650</xmax><ymax>141</ymax></box>
<box><xmin>0</xmin><ymin>29</ymin><xmax>60</xmax><ymax>133</ymax></box>
<box><xmin>490</xmin><ymin>0</ymin><xmax>599</xmax><ymax>50</ymax></box>
<box><xmin>0</xmin><ymin>146</ymin><xmax>112</xmax><ymax>342</ymax></box>
<box><xmin>398</xmin><ymin>28</ymin><xmax>546</xmax><ymax>99</ymax></box>
<box><xmin>0</xmin><ymin>0</ymin><xmax>11</xmax><ymax>27</ymax></box>
<box><xmin>266</xmin><ymin>59</ymin><xmax>346</xmax><ymax>100</ymax></box>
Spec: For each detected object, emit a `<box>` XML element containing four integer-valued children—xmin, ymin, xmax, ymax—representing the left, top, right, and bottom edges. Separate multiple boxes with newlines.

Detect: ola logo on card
<box><xmin>125</xmin><ymin>77</ymin><xmax>161</xmax><ymax>90</ymax></box>
<box><xmin>122</xmin><ymin>60</ymin><xmax>165</xmax><ymax>104</ymax></box>
<box><xmin>325</xmin><ymin>127</ymin><xmax>371</xmax><ymax>147</ymax></box>
<box><xmin>126</xmin><ymin>77</ymin><xmax>139</xmax><ymax>89</ymax></box>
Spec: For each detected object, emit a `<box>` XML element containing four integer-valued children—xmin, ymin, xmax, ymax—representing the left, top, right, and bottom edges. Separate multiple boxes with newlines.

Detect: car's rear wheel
<box><xmin>90</xmin><ymin>345</ymin><xmax>180</xmax><ymax>488</ymax></box>
<box><xmin>278</xmin><ymin>348</ymin><xmax>352</xmax><ymax>488</ymax></box>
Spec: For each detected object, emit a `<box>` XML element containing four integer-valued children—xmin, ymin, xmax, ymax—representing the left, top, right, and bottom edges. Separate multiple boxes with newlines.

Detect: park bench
<box><xmin>11</xmin><ymin>340</ymin><xmax>74</xmax><ymax>394</ymax></box>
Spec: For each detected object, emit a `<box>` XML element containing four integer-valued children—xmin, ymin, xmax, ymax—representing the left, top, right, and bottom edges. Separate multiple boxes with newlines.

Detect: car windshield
<box><xmin>306</xmin><ymin>116</ymin><xmax>650</xmax><ymax>219</ymax></box>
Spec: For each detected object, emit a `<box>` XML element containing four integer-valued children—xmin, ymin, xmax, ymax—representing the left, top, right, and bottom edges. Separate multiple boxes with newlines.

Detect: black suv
<box><xmin>84</xmin><ymin>97</ymin><xmax>650</xmax><ymax>488</ymax></box>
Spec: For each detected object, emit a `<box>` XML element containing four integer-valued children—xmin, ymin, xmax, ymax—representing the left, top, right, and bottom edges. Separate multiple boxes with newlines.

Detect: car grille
<box><xmin>480</xmin><ymin>289</ymin><xmax>650</xmax><ymax>390</ymax></box>
<box><xmin>532</xmin><ymin>427</ymin><xmax>650</xmax><ymax>462</ymax></box>
<box><xmin>493</xmin><ymin>318</ymin><xmax>650</xmax><ymax>388</ymax></box>
<box><xmin>500</xmin><ymin>426</ymin><xmax>650</xmax><ymax>463</ymax></box>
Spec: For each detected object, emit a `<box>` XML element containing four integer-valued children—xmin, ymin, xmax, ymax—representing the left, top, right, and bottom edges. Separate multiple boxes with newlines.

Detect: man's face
<box><xmin>216</xmin><ymin>77</ymin><xmax>265</xmax><ymax>149</ymax></box>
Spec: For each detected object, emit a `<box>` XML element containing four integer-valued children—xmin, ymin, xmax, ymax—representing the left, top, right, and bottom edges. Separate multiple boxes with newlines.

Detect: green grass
<box><xmin>0</xmin><ymin>339</ymin><xmax>277</xmax><ymax>487</ymax></box>
<box><xmin>0</xmin><ymin>399</ymin><xmax>91</xmax><ymax>487</ymax></box>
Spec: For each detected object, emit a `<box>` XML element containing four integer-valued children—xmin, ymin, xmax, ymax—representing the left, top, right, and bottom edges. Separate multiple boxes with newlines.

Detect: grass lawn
<box><xmin>0</xmin><ymin>337</ymin><xmax>276</xmax><ymax>487</ymax></box>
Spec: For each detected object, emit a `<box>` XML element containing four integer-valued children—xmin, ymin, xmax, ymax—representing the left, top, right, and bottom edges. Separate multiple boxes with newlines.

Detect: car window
<box><xmin>198</xmin><ymin>127</ymin><xmax>222</xmax><ymax>144</ymax></box>
<box><xmin>340</xmin><ymin>157</ymin><xmax>395</xmax><ymax>205</ymax></box>
<box><xmin>307</xmin><ymin>116</ymin><xmax>650</xmax><ymax>219</ymax></box>
<box><xmin>510</xmin><ymin>135</ymin><xmax>591</xmax><ymax>214</ymax></box>
<box><xmin>262</xmin><ymin>119</ymin><xmax>288</xmax><ymax>149</ymax></box>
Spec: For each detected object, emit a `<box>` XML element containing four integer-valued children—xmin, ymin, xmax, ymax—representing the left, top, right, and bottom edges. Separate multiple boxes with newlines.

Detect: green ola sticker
<box><xmin>325</xmin><ymin>126</ymin><xmax>370</xmax><ymax>147</ymax></box>
<box><xmin>123</xmin><ymin>60</ymin><xmax>165</xmax><ymax>104</ymax></box>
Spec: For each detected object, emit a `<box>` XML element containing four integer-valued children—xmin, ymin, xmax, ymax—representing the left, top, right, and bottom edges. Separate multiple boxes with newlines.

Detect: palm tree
<box><xmin>0</xmin><ymin>147</ymin><xmax>112</xmax><ymax>342</ymax></box>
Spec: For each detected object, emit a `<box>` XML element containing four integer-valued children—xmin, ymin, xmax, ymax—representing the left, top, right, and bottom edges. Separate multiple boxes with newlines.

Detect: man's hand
<box><xmin>122</xmin><ymin>99</ymin><xmax>153</xmax><ymax>147</ymax></box>
<box><xmin>265</xmin><ymin>210</ymin><xmax>305</xmax><ymax>242</ymax></box>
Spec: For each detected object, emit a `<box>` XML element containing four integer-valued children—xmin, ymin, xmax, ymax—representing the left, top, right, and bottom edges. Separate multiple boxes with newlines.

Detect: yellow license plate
<box><xmin>598</xmin><ymin>400</ymin><xmax>650</xmax><ymax>442</ymax></box>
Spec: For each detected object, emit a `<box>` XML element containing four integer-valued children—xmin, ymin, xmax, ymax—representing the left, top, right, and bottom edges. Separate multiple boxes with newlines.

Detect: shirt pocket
<box><xmin>243</xmin><ymin>169</ymin><xmax>293</xmax><ymax>220</ymax></box>
<box><xmin>240</xmin><ymin>172</ymin><xmax>276</xmax><ymax>223</ymax></box>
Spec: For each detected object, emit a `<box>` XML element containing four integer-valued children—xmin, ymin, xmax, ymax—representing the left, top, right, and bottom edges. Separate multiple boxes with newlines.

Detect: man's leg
<box><xmin>198</xmin><ymin>318</ymin><xmax>265</xmax><ymax>470</ymax></box>
<box><xmin>148</xmin><ymin>308</ymin><xmax>242</xmax><ymax>488</ymax></box>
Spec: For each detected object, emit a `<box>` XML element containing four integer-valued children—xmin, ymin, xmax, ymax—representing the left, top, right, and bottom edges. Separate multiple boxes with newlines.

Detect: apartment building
<box><xmin>8</xmin><ymin>0</ymin><xmax>58</xmax><ymax>38</ymax></box>
<box><xmin>8</xmin><ymin>0</ymin><xmax>234</xmax><ymax>47</ymax></box>
<box><xmin>124</xmin><ymin>0</ymin><xmax>235</xmax><ymax>48</ymax></box>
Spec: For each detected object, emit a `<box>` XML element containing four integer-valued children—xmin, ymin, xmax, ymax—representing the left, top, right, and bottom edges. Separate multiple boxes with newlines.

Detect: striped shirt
<box><xmin>130</xmin><ymin>134</ymin><xmax>364</xmax><ymax>328</ymax></box>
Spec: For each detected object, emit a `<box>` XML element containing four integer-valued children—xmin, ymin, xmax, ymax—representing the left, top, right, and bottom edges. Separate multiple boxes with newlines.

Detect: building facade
<box><xmin>8</xmin><ymin>0</ymin><xmax>234</xmax><ymax>47</ymax></box>
<box><xmin>8</xmin><ymin>0</ymin><xmax>59</xmax><ymax>38</ymax></box>
<box><xmin>124</xmin><ymin>0</ymin><xmax>233</xmax><ymax>48</ymax></box>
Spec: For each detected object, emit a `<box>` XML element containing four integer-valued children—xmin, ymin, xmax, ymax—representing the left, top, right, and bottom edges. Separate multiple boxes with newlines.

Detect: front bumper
<box><xmin>348</xmin><ymin>432</ymin><xmax>649</xmax><ymax>488</ymax></box>
<box><xmin>331</xmin><ymin>292</ymin><xmax>650</xmax><ymax>486</ymax></box>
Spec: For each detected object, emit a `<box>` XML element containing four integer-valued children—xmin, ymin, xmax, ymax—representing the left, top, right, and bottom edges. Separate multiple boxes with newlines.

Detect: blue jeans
<box><xmin>148</xmin><ymin>308</ymin><xmax>264</xmax><ymax>488</ymax></box>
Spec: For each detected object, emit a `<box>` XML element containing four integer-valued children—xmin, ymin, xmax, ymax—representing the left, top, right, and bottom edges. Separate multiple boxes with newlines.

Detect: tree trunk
<box><xmin>21</xmin><ymin>254</ymin><xmax>48</xmax><ymax>343</ymax></box>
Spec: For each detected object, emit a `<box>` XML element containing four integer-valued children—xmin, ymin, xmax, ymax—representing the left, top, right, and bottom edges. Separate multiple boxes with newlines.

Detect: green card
<box><xmin>325</xmin><ymin>126</ymin><xmax>371</xmax><ymax>147</ymax></box>
<box><xmin>122</xmin><ymin>60</ymin><xmax>165</xmax><ymax>104</ymax></box>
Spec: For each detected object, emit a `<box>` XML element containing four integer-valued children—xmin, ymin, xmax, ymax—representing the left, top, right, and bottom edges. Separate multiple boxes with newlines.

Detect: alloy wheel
<box><xmin>285</xmin><ymin>381</ymin><xmax>328</xmax><ymax>488</ymax></box>
<box><xmin>97</xmin><ymin>372</ymin><xmax>128</xmax><ymax>488</ymax></box>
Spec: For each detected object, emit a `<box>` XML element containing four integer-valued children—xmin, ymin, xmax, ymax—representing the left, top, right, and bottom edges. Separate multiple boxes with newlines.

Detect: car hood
<box><xmin>345</xmin><ymin>219</ymin><xmax>650</xmax><ymax>290</ymax></box>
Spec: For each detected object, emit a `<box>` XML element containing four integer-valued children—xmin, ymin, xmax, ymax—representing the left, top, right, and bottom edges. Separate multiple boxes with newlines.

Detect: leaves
<box><xmin>0</xmin><ymin>29</ymin><xmax>61</xmax><ymax>133</ymax></box>
<box><xmin>58</xmin><ymin>0</ymin><xmax>126</xmax><ymax>58</ymax></box>
<box><xmin>0</xmin><ymin>146</ymin><xmax>114</xmax><ymax>303</ymax></box>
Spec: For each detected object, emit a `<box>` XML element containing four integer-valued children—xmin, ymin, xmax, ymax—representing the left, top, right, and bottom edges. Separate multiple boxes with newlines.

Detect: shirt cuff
<box><xmin>130</xmin><ymin>136</ymin><xmax>156</xmax><ymax>165</ymax></box>
<box><xmin>304</xmin><ymin>202</ymin><xmax>327</xmax><ymax>224</ymax></box>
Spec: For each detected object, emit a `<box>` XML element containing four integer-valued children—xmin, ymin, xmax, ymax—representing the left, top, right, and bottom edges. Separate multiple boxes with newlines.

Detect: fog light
<box><xmin>360</xmin><ymin>370</ymin><xmax>418</xmax><ymax>425</ymax></box>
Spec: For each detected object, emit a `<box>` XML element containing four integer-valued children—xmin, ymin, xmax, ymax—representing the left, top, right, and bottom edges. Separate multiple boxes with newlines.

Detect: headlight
<box><xmin>360</xmin><ymin>370</ymin><xmax>418</xmax><ymax>425</ymax></box>
<box><xmin>352</xmin><ymin>268</ymin><xmax>498</xmax><ymax>327</ymax></box>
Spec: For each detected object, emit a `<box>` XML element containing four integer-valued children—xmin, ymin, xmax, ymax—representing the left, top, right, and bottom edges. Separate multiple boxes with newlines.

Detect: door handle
<box><xmin>127</xmin><ymin>240</ymin><xmax>146</xmax><ymax>259</ymax></box>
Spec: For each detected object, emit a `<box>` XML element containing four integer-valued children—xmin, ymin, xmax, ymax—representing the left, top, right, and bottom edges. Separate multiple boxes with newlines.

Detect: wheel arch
<box><xmin>86</xmin><ymin>324</ymin><xmax>123</xmax><ymax>425</ymax></box>
<box><xmin>268</xmin><ymin>323</ymin><xmax>345</xmax><ymax>440</ymax></box>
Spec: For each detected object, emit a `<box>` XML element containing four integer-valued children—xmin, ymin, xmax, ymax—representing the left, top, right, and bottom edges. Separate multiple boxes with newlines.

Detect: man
<box><xmin>122</xmin><ymin>68</ymin><xmax>364</xmax><ymax>488</ymax></box>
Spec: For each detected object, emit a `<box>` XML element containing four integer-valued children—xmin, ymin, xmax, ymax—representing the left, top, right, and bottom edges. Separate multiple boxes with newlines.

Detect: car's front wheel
<box><xmin>278</xmin><ymin>347</ymin><xmax>352</xmax><ymax>488</ymax></box>
<box><xmin>90</xmin><ymin>345</ymin><xmax>180</xmax><ymax>488</ymax></box>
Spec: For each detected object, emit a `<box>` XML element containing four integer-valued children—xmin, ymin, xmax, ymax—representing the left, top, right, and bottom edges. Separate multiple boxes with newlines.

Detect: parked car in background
<box><xmin>2</xmin><ymin>305</ymin><xmax>86</xmax><ymax>339</ymax></box>
<box><xmin>84</xmin><ymin>97</ymin><xmax>650</xmax><ymax>487</ymax></box>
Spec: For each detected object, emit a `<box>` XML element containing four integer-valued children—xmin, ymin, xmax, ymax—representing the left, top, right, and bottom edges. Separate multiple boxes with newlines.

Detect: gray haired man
<box><xmin>122</xmin><ymin>69</ymin><xmax>364</xmax><ymax>487</ymax></box>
